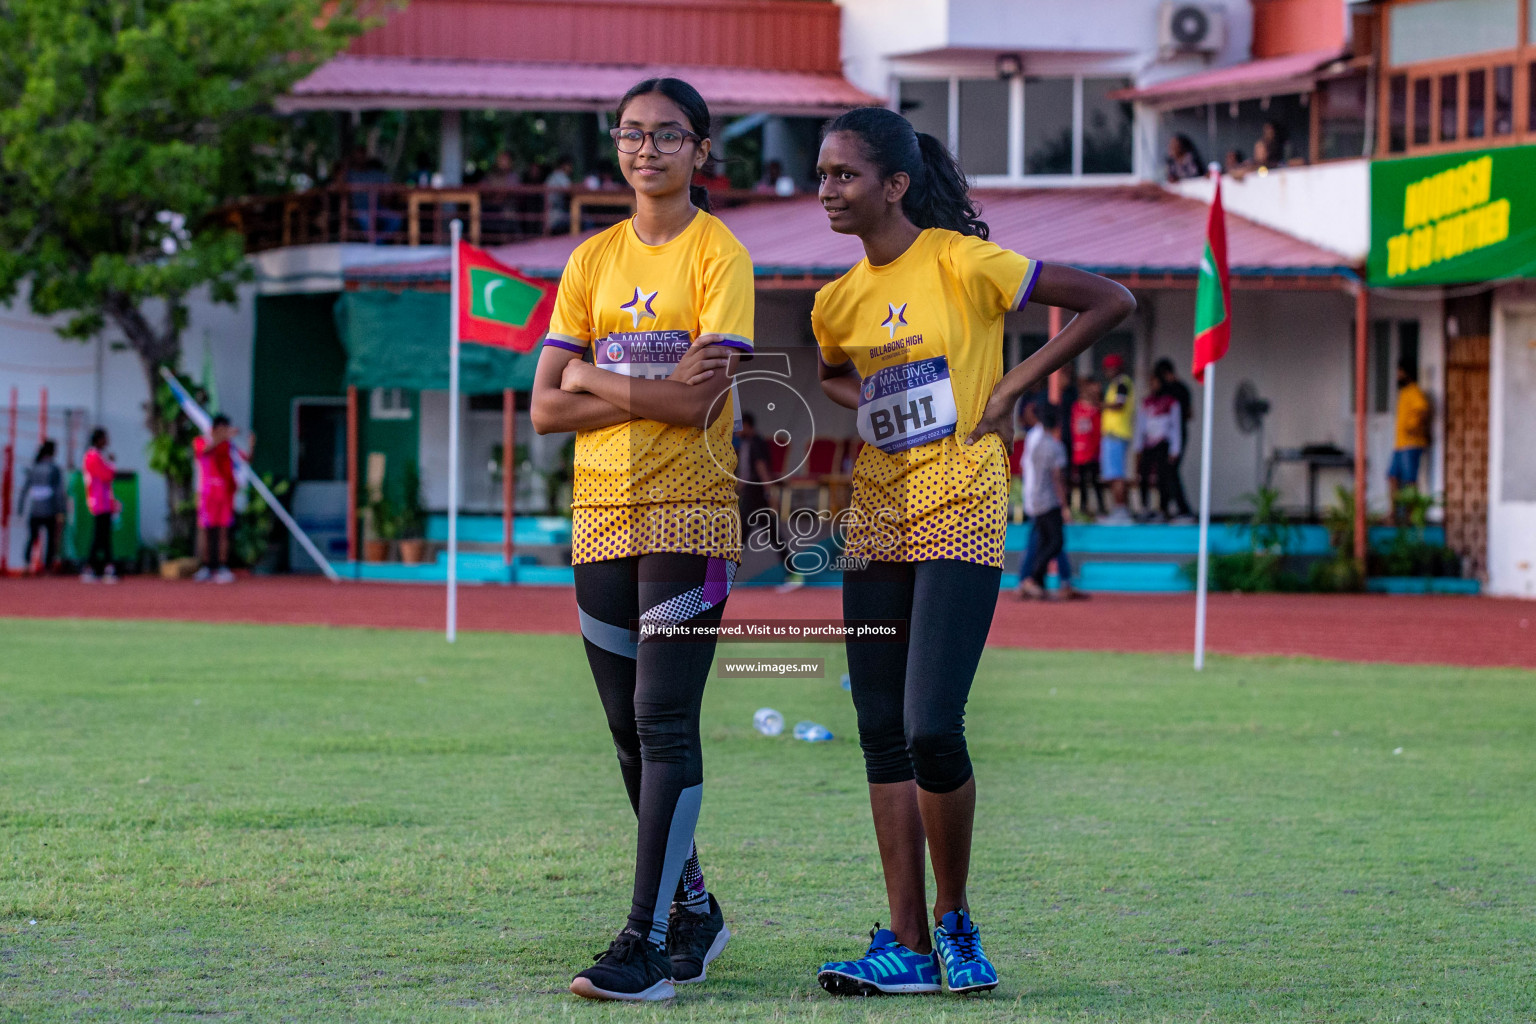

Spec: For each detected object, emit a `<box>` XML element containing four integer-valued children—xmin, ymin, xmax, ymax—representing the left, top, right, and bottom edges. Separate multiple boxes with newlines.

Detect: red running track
<box><xmin>2</xmin><ymin>575</ymin><xmax>1532</xmax><ymax>669</ymax></box>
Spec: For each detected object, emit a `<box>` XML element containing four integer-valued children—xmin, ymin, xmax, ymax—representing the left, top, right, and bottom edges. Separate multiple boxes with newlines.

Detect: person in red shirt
<box><xmin>193</xmin><ymin>415</ymin><xmax>253</xmax><ymax>583</ymax></box>
<box><xmin>1069</xmin><ymin>376</ymin><xmax>1105</xmax><ymax>516</ymax></box>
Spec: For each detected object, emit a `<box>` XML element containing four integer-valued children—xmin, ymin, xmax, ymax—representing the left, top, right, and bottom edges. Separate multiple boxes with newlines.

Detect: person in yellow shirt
<box><xmin>1389</xmin><ymin>359</ymin><xmax>1432</xmax><ymax>523</ymax></box>
<box><xmin>1098</xmin><ymin>353</ymin><xmax>1136</xmax><ymax>522</ymax></box>
<box><xmin>810</xmin><ymin>106</ymin><xmax>1135</xmax><ymax>997</ymax></box>
<box><xmin>530</xmin><ymin>77</ymin><xmax>748</xmax><ymax>1003</ymax></box>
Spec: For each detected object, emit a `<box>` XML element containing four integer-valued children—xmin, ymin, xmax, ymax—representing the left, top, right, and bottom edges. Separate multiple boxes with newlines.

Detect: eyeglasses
<box><xmin>609</xmin><ymin>127</ymin><xmax>702</xmax><ymax>155</ymax></box>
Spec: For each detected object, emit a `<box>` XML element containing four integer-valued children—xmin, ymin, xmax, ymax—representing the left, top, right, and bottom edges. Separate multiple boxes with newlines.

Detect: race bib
<box><xmin>856</xmin><ymin>356</ymin><xmax>958</xmax><ymax>454</ymax></box>
<box><xmin>593</xmin><ymin>330</ymin><xmax>692</xmax><ymax>381</ymax></box>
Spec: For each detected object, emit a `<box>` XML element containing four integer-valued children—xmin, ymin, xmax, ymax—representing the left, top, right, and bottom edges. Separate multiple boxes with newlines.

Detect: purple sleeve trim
<box><xmin>716</xmin><ymin>338</ymin><xmax>753</xmax><ymax>352</ymax></box>
<box><xmin>543</xmin><ymin>338</ymin><xmax>586</xmax><ymax>354</ymax></box>
<box><xmin>1014</xmin><ymin>260</ymin><xmax>1043</xmax><ymax>311</ymax></box>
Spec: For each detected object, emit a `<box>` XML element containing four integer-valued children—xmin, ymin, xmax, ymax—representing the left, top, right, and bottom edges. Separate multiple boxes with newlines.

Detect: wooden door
<box><xmin>1443</xmin><ymin>334</ymin><xmax>1490</xmax><ymax>579</ymax></box>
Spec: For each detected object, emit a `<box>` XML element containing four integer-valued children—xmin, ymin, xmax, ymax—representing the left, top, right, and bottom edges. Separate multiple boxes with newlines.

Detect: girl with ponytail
<box><xmin>530</xmin><ymin>77</ymin><xmax>752</xmax><ymax>1002</ymax></box>
<box><xmin>811</xmin><ymin>106</ymin><xmax>1135</xmax><ymax>997</ymax></box>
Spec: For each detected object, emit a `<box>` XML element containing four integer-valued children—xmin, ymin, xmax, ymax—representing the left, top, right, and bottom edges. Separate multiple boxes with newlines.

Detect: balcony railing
<box><xmin>218</xmin><ymin>184</ymin><xmax>796</xmax><ymax>253</ymax></box>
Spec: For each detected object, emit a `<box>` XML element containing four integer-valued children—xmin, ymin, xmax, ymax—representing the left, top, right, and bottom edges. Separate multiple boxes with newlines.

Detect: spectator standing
<box><xmin>1134</xmin><ymin>373</ymin><xmax>1185</xmax><ymax>521</ymax></box>
<box><xmin>1153</xmin><ymin>358</ymin><xmax>1194</xmax><ymax>521</ymax></box>
<box><xmin>545</xmin><ymin>155</ymin><xmax>574</xmax><ymax>233</ymax></box>
<box><xmin>1098</xmin><ymin>354</ymin><xmax>1135</xmax><ymax>523</ymax></box>
<box><xmin>1069</xmin><ymin>377</ymin><xmax>1105</xmax><ymax>515</ymax></box>
<box><xmin>81</xmin><ymin>428</ymin><xmax>118</xmax><ymax>583</ymax></box>
<box><xmin>1388</xmin><ymin>359</ymin><xmax>1431</xmax><ymax>523</ymax></box>
<box><xmin>193</xmin><ymin>415</ymin><xmax>252</xmax><ymax>584</ymax></box>
<box><xmin>19</xmin><ymin>439</ymin><xmax>65</xmax><ymax>574</ymax></box>
<box><xmin>1017</xmin><ymin>405</ymin><xmax>1076</xmax><ymax>601</ymax></box>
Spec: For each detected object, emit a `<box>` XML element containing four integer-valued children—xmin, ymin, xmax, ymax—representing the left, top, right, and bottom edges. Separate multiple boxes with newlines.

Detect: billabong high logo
<box><xmin>620</xmin><ymin>287</ymin><xmax>658</xmax><ymax>328</ymax></box>
<box><xmin>881</xmin><ymin>302</ymin><xmax>908</xmax><ymax>339</ymax></box>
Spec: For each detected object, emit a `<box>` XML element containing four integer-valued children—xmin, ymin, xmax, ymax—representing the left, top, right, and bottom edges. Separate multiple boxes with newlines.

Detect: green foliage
<box><xmin>1308</xmin><ymin>555</ymin><xmax>1365</xmax><ymax>593</ymax></box>
<box><xmin>1194</xmin><ymin>551</ymin><xmax>1303</xmax><ymax>593</ymax></box>
<box><xmin>3</xmin><ymin>620</ymin><xmax>1535</xmax><ymax>1020</ymax></box>
<box><xmin>398</xmin><ymin>461</ymin><xmax>426</xmax><ymax>540</ymax></box>
<box><xmin>1240</xmin><ymin>485</ymin><xmax>1293</xmax><ymax>554</ymax></box>
<box><xmin>234</xmin><ymin>473</ymin><xmax>290</xmax><ymax>569</ymax></box>
<box><xmin>146</xmin><ymin>377</ymin><xmax>207</xmax><ymax>554</ymax></box>
<box><xmin>1393</xmin><ymin>483</ymin><xmax>1436</xmax><ymax>531</ymax></box>
<box><xmin>1371</xmin><ymin>534</ymin><xmax>1462</xmax><ymax>578</ymax></box>
<box><xmin>369</xmin><ymin>496</ymin><xmax>401</xmax><ymax>542</ymax></box>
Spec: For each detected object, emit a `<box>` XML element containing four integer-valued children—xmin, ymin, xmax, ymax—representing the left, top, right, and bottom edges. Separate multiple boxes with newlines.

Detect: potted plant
<box><xmin>398</xmin><ymin>462</ymin><xmax>428</xmax><ymax>564</ymax></box>
<box><xmin>366</xmin><ymin>496</ymin><xmax>399</xmax><ymax>561</ymax></box>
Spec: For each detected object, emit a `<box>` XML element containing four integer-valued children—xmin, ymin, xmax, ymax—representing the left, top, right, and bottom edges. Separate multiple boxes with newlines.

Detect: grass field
<box><xmin>2</xmin><ymin>618</ymin><xmax>1533</xmax><ymax>1023</ymax></box>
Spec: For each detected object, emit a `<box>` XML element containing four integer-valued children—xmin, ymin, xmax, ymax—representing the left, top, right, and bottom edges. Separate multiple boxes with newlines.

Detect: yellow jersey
<box><xmin>1101</xmin><ymin>374</ymin><xmax>1135</xmax><ymax>440</ymax></box>
<box><xmin>1395</xmin><ymin>382</ymin><xmax>1430</xmax><ymax>449</ymax></box>
<box><xmin>813</xmin><ymin>228</ymin><xmax>1041</xmax><ymax>569</ymax></box>
<box><xmin>545</xmin><ymin>211</ymin><xmax>755</xmax><ymax>564</ymax></box>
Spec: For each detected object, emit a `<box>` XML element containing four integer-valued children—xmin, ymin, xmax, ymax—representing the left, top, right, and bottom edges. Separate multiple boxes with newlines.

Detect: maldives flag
<box><xmin>457</xmin><ymin>241</ymin><xmax>555</xmax><ymax>353</ymax></box>
<box><xmin>1192</xmin><ymin>177</ymin><xmax>1231</xmax><ymax>383</ymax></box>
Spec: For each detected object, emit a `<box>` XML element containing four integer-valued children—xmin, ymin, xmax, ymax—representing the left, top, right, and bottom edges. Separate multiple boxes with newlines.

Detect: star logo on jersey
<box><xmin>620</xmin><ymin>287</ymin><xmax>658</xmax><ymax>328</ymax></box>
<box><xmin>881</xmin><ymin>302</ymin><xmax>909</xmax><ymax>339</ymax></box>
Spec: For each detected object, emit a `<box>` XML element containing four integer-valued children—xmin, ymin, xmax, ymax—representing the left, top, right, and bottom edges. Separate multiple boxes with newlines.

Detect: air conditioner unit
<box><xmin>1159</xmin><ymin>2</ymin><xmax>1227</xmax><ymax>54</ymax></box>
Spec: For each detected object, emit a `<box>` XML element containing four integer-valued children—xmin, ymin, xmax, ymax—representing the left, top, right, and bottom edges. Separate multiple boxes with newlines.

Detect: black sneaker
<box><xmin>570</xmin><ymin>929</ymin><xmax>675</xmax><ymax>1002</ymax></box>
<box><xmin>667</xmin><ymin>894</ymin><xmax>731</xmax><ymax>984</ymax></box>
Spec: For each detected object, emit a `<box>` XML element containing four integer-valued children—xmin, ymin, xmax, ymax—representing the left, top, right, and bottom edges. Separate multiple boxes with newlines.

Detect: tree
<box><xmin>0</xmin><ymin>0</ymin><xmax>371</xmax><ymax>543</ymax></box>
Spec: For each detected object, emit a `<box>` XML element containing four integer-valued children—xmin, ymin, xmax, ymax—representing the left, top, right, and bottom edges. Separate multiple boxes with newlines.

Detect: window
<box><xmin>1081</xmin><ymin>78</ymin><xmax>1134</xmax><ymax>174</ymax></box>
<box><xmin>1493</xmin><ymin>66</ymin><xmax>1514</xmax><ymax>134</ymax></box>
<box><xmin>1371</xmin><ymin>321</ymin><xmax>1392</xmax><ymax>414</ymax></box>
<box><xmin>898</xmin><ymin>80</ymin><xmax>949</xmax><ymax>146</ymax></box>
<box><xmin>899</xmin><ymin>74</ymin><xmax>1133</xmax><ymax>181</ymax></box>
<box><xmin>1438</xmin><ymin>73</ymin><xmax>1459</xmax><ymax>141</ymax></box>
<box><xmin>958</xmin><ymin>79</ymin><xmax>1009</xmax><ymax>176</ymax></box>
<box><xmin>1528</xmin><ymin>63</ymin><xmax>1536</xmax><ymax>131</ymax></box>
<box><xmin>1467</xmin><ymin>69</ymin><xmax>1487</xmax><ymax>138</ymax></box>
<box><xmin>370</xmin><ymin>387</ymin><xmax>411</xmax><ymax>421</ymax></box>
<box><xmin>1412</xmin><ymin>78</ymin><xmax>1432</xmax><ymax>145</ymax></box>
<box><xmin>1024</xmin><ymin>78</ymin><xmax>1074</xmax><ymax>175</ymax></box>
<box><xmin>1388</xmin><ymin>74</ymin><xmax>1408</xmax><ymax>152</ymax></box>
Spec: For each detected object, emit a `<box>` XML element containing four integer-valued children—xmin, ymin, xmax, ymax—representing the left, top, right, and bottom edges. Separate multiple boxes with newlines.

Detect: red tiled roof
<box><xmin>347</xmin><ymin>186</ymin><xmax>1353</xmax><ymax>283</ymax></box>
<box><xmin>1113</xmin><ymin>49</ymin><xmax>1348</xmax><ymax>105</ymax></box>
<box><xmin>280</xmin><ymin>55</ymin><xmax>880</xmax><ymax>116</ymax></box>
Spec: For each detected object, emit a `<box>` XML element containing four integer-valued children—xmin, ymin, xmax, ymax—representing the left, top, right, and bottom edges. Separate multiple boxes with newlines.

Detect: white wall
<box><xmin>0</xmin><ymin>281</ymin><xmax>254</xmax><ymax>563</ymax></box>
<box><xmin>1141</xmin><ymin>286</ymin><xmax>1359</xmax><ymax>516</ymax></box>
<box><xmin>836</xmin><ymin>0</ymin><xmax>950</xmax><ymax>98</ymax></box>
<box><xmin>1488</xmin><ymin>284</ymin><xmax>1536</xmax><ymax>599</ymax></box>
<box><xmin>1172</xmin><ymin>160</ymin><xmax>1370</xmax><ymax>263</ymax></box>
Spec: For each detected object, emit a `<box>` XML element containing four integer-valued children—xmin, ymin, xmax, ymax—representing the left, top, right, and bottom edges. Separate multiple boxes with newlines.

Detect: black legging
<box><xmin>1072</xmin><ymin>462</ymin><xmax>1104</xmax><ymax>515</ymax></box>
<box><xmin>574</xmin><ymin>552</ymin><xmax>733</xmax><ymax>945</ymax></box>
<box><xmin>1140</xmin><ymin>442</ymin><xmax>1192</xmax><ymax>518</ymax></box>
<box><xmin>1024</xmin><ymin>508</ymin><xmax>1065</xmax><ymax>587</ymax></box>
<box><xmin>27</xmin><ymin>516</ymin><xmax>60</xmax><ymax>570</ymax></box>
<box><xmin>842</xmin><ymin>558</ymin><xmax>1002</xmax><ymax>794</ymax></box>
<box><xmin>88</xmin><ymin>513</ymin><xmax>113</xmax><ymax>575</ymax></box>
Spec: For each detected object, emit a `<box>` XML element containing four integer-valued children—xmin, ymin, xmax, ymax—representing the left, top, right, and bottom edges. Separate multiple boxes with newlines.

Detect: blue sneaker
<box><xmin>934</xmin><ymin>909</ymin><xmax>998</xmax><ymax>993</ymax></box>
<box><xmin>817</xmin><ymin>924</ymin><xmax>941</xmax><ymax>996</ymax></box>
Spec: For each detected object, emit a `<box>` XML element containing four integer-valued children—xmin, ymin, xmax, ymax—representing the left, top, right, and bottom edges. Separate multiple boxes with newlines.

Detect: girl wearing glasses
<box><xmin>530</xmin><ymin>77</ymin><xmax>750</xmax><ymax>1002</ymax></box>
<box><xmin>810</xmin><ymin>106</ymin><xmax>1135</xmax><ymax>996</ymax></box>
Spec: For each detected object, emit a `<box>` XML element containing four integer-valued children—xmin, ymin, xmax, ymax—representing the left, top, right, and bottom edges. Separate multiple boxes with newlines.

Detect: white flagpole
<box><xmin>1193</xmin><ymin>362</ymin><xmax>1216</xmax><ymax>670</ymax></box>
<box><xmin>447</xmin><ymin>219</ymin><xmax>462</xmax><ymax>643</ymax></box>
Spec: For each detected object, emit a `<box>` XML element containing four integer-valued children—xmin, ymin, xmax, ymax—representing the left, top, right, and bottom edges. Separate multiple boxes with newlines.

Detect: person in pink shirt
<box><xmin>193</xmin><ymin>414</ymin><xmax>253</xmax><ymax>583</ymax></box>
<box><xmin>81</xmin><ymin>427</ymin><xmax>119</xmax><ymax>583</ymax></box>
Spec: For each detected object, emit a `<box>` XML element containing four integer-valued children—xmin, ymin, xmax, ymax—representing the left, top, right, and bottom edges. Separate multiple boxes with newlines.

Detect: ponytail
<box><xmin>911</xmin><ymin>132</ymin><xmax>988</xmax><ymax>239</ymax></box>
<box><xmin>689</xmin><ymin>183</ymin><xmax>713</xmax><ymax>213</ymax></box>
<box><xmin>824</xmin><ymin>107</ymin><xmax>989</xmax><ymax>239</ymax></box>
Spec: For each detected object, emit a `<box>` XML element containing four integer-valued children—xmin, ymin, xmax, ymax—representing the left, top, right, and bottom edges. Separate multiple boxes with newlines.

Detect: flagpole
<box><xmin>447</xmin><ymin>220</ymin><xmax>462</xmax><ymax>643</ymax></box>
<box><xmin>1194</xmin><ymin>362</ymin><xmax>1215</xmax><ymax>670</ymax></box>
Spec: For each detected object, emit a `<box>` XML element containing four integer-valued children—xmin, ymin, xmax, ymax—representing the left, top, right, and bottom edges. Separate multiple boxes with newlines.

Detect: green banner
<box><xmin>333</xmin><ymin>290</ymin><xmax>539</xmax><ymax>393</ymax></box>
<box><xmin>1369</xmin><ymin>144</ymin><xmax>1536</xmax><ymax>286</ymax></box>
